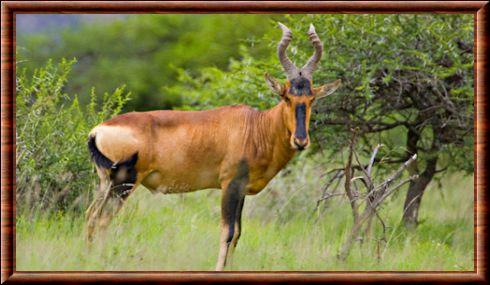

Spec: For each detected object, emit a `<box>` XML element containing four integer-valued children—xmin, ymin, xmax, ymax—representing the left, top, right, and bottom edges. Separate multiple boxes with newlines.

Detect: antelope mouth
<box><xmin>294</xmin><ymin>144</ymin><xmax>305</xmax><ymax>151</ymax></box>
<box><xmin>290</xmin><ymin>136</ymin><xmax>309</xmax><ymax>151</ymax></box>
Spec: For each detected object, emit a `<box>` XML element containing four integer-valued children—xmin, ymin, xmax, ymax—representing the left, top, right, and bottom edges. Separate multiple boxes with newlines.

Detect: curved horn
<box><xmin>301</xmin><ymin>24</ymin><xmax>323</xmax><ymax>79</ymax></box>
<box><xmin>277</xmin><ymin>22</ymin><xmax>298</xmax><ymax>80</ymax></box>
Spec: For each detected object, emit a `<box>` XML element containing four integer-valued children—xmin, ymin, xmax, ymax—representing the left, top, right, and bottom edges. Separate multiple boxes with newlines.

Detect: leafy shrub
<box><xmin>16</xmin><ymin>58</ymin><xmax>131</xmax><ymax>214</ymax></box>
<box><xmin>166</xmin><ymin>14</ymin><xmax>474</xmax><ymax>226</ymax></box>
<box><xmin>17</xmin><ymin>15</ymin><xmax>277</xmax><ymax>111</ymax></box>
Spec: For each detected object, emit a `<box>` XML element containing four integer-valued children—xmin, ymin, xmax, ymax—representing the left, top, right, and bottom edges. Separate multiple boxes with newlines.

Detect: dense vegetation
<box><xmin>16</xmin><ymin>14</ymin><xmax>474</xmax><ymax>270</ymax></box>
<box><xmin>17</xmin><ymin>15</ymin><xmax>276</xmax><ymax>110</ymax></box>
<box><xmin>16</xmin><ymin>59</ymin><xmax>130</xmax><ymax>213</ymax></box>
<box><xmin>167</xmin><ymin>14</ymin><xmax>474</xmax><ymax>227</ymax></box>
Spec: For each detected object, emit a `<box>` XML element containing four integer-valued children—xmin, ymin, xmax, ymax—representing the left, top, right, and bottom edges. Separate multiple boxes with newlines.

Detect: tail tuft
<box><xmin>87</xmin><ymin>135</ymin><xmax>114</xmax><ymax>169</ymax></box>
<box><xmin>88</xmin><ymin>135</ymin><xmax>139</xmax><ymax>171</ymax></box>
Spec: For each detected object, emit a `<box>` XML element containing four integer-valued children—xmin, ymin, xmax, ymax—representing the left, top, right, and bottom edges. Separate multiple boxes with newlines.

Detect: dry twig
<box><xmin>336</xmin><ymin>138</ymin><xmax>418</xmax><ymax>261</ymax></box>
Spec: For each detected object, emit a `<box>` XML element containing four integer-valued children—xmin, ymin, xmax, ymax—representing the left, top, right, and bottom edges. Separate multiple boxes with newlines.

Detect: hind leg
<box><xmin>85</xmin><ymin>167</ymin><xmax>139</xmax><ymax>242</ymax></box>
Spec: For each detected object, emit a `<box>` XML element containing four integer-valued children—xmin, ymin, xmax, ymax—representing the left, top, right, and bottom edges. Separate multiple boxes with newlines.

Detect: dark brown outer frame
<box><xmin>1</xmin><ymin>1</ymin><xmax>488</xmax><ymax>283</ymax></box>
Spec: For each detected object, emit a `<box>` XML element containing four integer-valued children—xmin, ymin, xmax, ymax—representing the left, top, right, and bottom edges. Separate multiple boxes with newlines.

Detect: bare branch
<box><xmin>344</xmin><ymin>130</ymin><xmax>360</xmax><ymax>223</ymax></box>
<box><xmin>367</xmin><ymin>144</ymin><xmax>382</xmax><ymax>176</ymax></box>
<box><xmin>337</xmin><ymin>153</ymin><xmax>417</xmax><ymax>261</ymax></box>
<box><xmin>375</xmin><ymin>153</ymin><xmax>417</xmax><ymax>194</ymax></box>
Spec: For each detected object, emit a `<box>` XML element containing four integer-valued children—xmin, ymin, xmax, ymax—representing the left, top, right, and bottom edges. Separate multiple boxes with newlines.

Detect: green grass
<box><xmin>16</xmin><ymin>160</ymin><xmax>474</xmax><ymax>271</ymax></box>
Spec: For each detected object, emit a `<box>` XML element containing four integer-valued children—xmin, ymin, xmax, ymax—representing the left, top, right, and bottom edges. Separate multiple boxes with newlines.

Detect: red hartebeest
<box><xmin>86</xmin><ymin>23</ymin><xmax>341</xmax><ymax>270</ymax></box>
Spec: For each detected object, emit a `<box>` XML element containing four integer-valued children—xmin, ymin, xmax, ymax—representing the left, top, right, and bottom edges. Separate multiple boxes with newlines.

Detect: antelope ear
<box><xmin>314</xmin><ymin>79</ymin><xmax>342</xmax><ymax>99</ymax></box>
<box><xmin>264</xmin><ymin>73</ymin><xmax>284</xmax><ymax>96</ymax></box>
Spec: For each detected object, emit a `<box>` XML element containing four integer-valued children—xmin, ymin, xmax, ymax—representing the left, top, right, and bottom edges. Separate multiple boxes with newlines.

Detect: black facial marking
<box><xmin>222</xmin><ymin>159</ymin><xmax>249</xmax><ymax>244</ymax></box>
<box><xmin>289</xmin><ymin>77</ymin><xmax>312</xmax><ymax>96</ymax></box>
<box><xmin>295</xmin><ymin>103</ymin><xmax>307</xmax><ymax>140</ymax></box>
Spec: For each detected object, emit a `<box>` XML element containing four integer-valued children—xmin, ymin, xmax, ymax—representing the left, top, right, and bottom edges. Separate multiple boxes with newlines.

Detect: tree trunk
<box><xmin>402</xmin><ymin>157</ymin><xmax>437</xmax><ymax>228</ymax></box>
<box><xmin>402</xmin><ymin>123</ymin><xmax>441</xmax><ymax>228</ymax></box>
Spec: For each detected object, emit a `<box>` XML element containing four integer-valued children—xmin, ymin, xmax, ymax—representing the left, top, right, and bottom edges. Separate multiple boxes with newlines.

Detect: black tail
<box><xmin>87</xmin><ymin>135</ymin><xmax>138</xmax><ymax>169</ymax></box>
<box><xmin>88</xmin><ymin>135</ymin><xmax>138</xmax><ymax>199</ymax></box>
<box><xmin>88</xmin><ymin>135</ymin><xmax>113</xmax><ymax>169</ymax></box>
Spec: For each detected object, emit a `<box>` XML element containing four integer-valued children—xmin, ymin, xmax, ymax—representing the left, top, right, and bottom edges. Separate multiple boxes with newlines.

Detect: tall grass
<box><xmin>16</xmin><ymin>157</ymin><xmax>473</xmax><ymax>271</ymax></box>
<box><xmin>15</xmin><ymin>60</ymin><xmax>473</xmax><ymax>271</ymax></box>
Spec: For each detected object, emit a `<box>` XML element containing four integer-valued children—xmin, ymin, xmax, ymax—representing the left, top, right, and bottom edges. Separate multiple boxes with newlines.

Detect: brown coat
<box><xmin>89</xmin><ymin>101</ymin><xmax>295</xmax><ymax>195</ymax></box>
<box><xmin>86</xmin><ymin>22</ymin><xmax>341</xmax><ymax>271</ymax></box>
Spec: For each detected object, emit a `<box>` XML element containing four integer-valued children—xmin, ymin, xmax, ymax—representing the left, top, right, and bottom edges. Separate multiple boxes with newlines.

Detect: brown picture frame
<box><xmin>1</xmin><ymin>1</ymin><xmax>488</xmax><ymax>283</ymax></box>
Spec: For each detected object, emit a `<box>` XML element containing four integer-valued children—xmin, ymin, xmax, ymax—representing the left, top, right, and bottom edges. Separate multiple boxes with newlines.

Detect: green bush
<box><xmin>16</xmin><ymin>59</ymin><xmax>131</xmax><ymax>214</ymax></box>
<box><xmin>17</xmin><ymin>15</ymin><xmax>278</xmax><ymax>111</ymax></box>
<box><xmin>166</xmin><ymin>14</ymin><xmax>474</xmax><ymax>226</ymax></box>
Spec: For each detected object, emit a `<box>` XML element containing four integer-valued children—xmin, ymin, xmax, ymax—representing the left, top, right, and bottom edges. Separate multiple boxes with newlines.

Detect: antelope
<box><xmin>85</xmin><ymin>22</ymin><xmax>341</xmax><ymax>270</ymax></box>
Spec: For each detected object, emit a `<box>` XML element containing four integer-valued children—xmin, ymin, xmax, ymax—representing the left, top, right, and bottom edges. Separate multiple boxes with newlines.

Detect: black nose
<box><xmin>294</xmin><ymin>138</ymin><xmax>308</xmax><ymax>150</ymax></box>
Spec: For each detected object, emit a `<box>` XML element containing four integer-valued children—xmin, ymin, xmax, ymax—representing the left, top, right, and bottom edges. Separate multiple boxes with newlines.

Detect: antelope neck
<box><xmin>261</xmin><ymin>101</ymin><xmax>295</xmax><ymax>153</ymax></box>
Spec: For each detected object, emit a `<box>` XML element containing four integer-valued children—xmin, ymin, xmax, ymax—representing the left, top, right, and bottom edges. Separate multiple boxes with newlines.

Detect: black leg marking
<box><xmin>88</xmin><ymin>135</ymin><xmax>138</xmax><ymax>199</ymax></box>
<box><xmin>234</xmin><ymin>197</ymin><xmax>245</xmax><ymax>245</ymax></box>
<box><xmin>109</xmin><ymin>153</ymin><xmax>138</xmax><ymax>199</ymax></box>
<box><xmin>222</xmin><ymin>160</ymin><xmax>249</xmax><ymax>244</ymax></box>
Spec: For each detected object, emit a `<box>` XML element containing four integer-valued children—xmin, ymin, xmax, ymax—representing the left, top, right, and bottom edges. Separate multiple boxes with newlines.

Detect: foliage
<box><xmin>166</xmin><ymin>14</ymin><xmax>474</xmax><ymax>226</ymax></box>
<box><xmin>308</xmin><ymin>14</ymin><xmax>474</xmax><ymax>170</ymax></box>
<box><xmin>14</xmin><ymin>15</ymin><xmax>475</xmax><ymax>269</ymax></box>
<box><xmin>170</xmin><ymin>14</ymin><xmax>473</xmax><ymax>168</ymax></box>
<box><xmin>16</xmin><ymin>59</ymin><xmax>131</xmax><ymax>213</ymax></box>
<box><xmin>17</xmin><ymin>15</ymin><xmax>278</xmax><ymax>111</ymax></box>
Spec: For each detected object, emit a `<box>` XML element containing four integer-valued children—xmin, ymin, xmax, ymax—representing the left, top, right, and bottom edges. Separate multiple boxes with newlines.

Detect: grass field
<box><xmin>16</xmin><ymin>159</ymin><xmax>474</xmax><ymax>271</ymax></box>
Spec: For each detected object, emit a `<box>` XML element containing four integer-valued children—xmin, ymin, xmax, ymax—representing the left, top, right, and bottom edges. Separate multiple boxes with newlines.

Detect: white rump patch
<box><xmin>90</xmin><ymin>125</ymin><xmax>140</xmax><ymax>161</ymax></box>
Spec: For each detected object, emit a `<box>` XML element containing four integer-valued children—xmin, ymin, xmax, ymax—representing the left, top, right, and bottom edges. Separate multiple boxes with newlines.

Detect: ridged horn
<box><xmin>301</xmin><ymin>24</ymin><xmax>323</xmax><ymax>79</ymax></box>
<box><xmin>277</xmin><ymin>22</ymin><xmax>299</xmax><ymax>80</ymax></box>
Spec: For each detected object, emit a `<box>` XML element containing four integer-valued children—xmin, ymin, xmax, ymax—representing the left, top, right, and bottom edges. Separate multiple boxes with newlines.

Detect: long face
<box><xmin>266</xmin><ymin>74</ymin><xmax>341</xmax><ymax>151</ymax></box>
<box><xmin>265</xmin><ymin>22</ymin><xmax>341</xmax><ymax>150</ymax></box>
<box><xmin>284</xmin><ymin>76</ymin><xmax>315</xmax><ymax>150</ymax></box>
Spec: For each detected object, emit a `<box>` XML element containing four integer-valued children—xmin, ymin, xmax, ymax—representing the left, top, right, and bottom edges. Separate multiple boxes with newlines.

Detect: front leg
<box><xmin>229</xmin><ymin>196</ymin><xmax>245</xmax><ymax>256</ymax></box>
<box><xmin>215</xmin><ymin>160</ymin><xmax>248</xmax><ymax>271</ymax></box>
